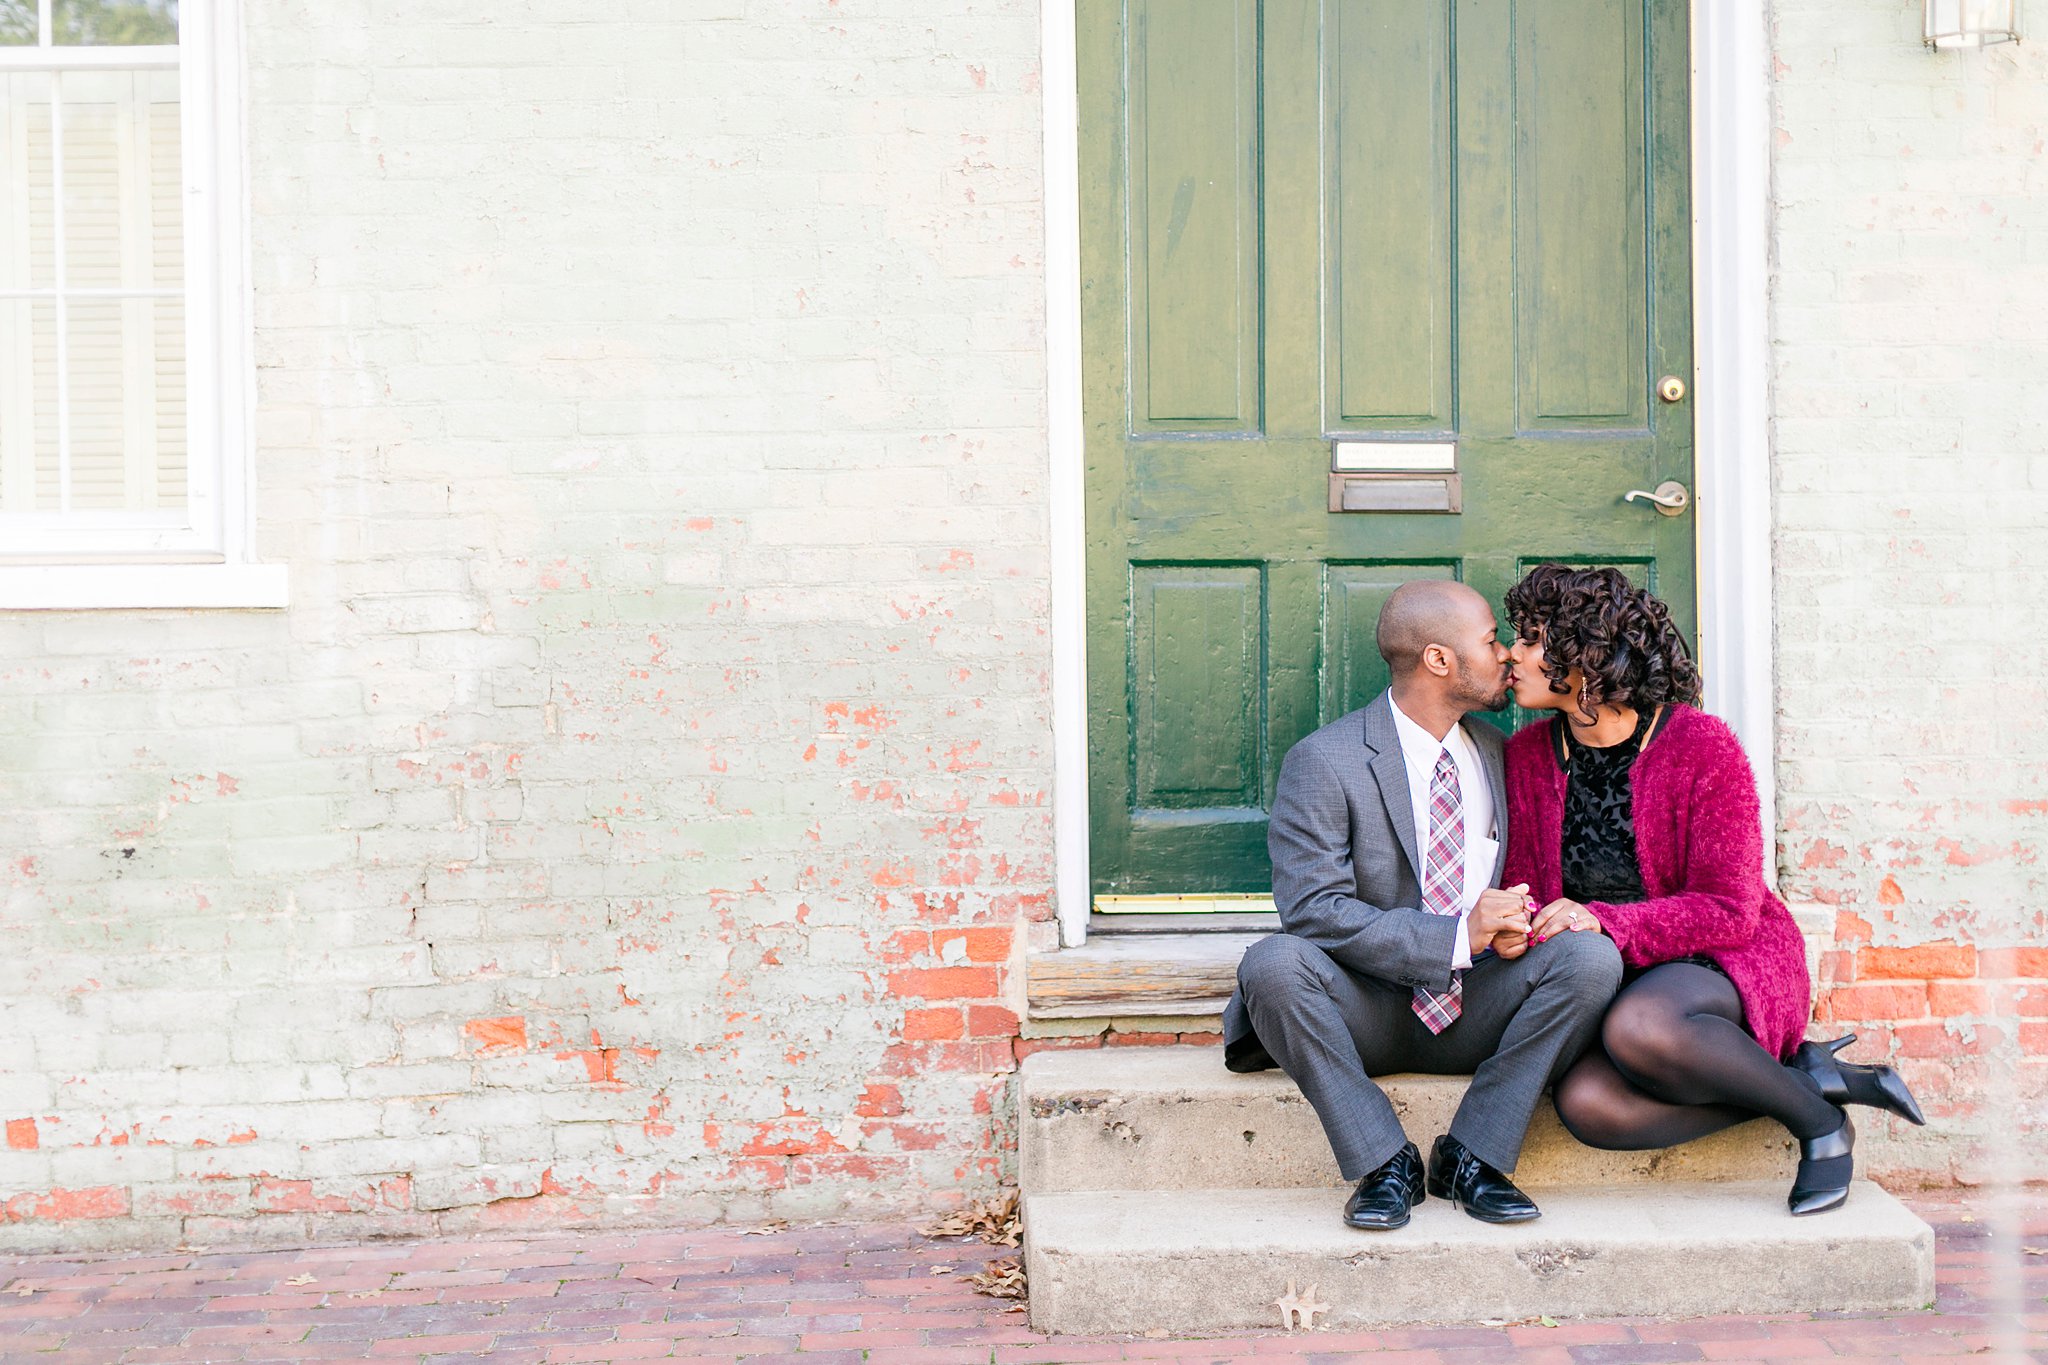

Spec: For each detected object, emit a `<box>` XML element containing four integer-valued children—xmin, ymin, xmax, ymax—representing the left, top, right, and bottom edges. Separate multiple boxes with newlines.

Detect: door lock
<box><xmin>1657</xmin><ymin>375</ymin><xmax>1687</xmax><ymax>403</ymax></box>
<box><xmin>1624</xmin><ymin>481</ymin><xmax>1691</xmax><ymax>517</ymax></box>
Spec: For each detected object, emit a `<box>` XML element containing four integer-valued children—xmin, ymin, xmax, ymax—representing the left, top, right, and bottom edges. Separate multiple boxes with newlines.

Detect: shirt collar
<box><xmin>1388</xmin><ymin>695</ymin><xmax>1467</xmax><ymax>771</ymax></box>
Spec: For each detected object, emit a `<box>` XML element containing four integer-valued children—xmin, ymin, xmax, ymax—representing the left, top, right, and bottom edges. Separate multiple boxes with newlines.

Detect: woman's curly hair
<box><xmin>1503</xmin><ymin>564</ymin><xmax>1702</xmax><ymax>724</ymax></box>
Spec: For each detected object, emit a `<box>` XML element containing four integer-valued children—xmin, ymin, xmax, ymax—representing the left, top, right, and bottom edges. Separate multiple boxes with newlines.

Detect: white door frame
<box><xmin>1041</xmin><ymin>1</ymin><xmax>1775</xmax><ymax>948</ymax></box>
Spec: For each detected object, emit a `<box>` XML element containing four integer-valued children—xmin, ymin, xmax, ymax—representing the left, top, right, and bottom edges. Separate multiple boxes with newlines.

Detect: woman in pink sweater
<box><xmin>1500</xmin><ymin>565</ymin><xmax>1922</xmax><ymax>1216</ymax></box>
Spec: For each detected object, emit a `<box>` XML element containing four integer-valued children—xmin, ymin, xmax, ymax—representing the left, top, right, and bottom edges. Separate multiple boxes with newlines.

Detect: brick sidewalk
<box><xmin>0</xmin><ymin>1189</ymin><xmax>2041</xmax><ymax>1363</ymax></box>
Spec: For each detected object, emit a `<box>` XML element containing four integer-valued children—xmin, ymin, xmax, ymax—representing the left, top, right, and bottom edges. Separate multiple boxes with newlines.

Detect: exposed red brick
<box><xmin>2</xmin><ymin>1185</ymin><xmax>129</xmax><ymax>1222</ymax></box>
<box><xmin>1876</xmin><ymin>875</ymin><xmax>1905</xmax><ymax>906</ymax></box>
<box><xmin>2020</xmin><ymin>1021</ymin><xmax>2048</xmax><ymax>1055</ymax></box>
<box><xmin>857</xmin><ymin>1121</ymin><xmax>943</xmax><ymax>1151</ymax></box>
<box><xmin>254</xmin><ymin>1179</ymin><xmax>351</xmax><ymax>1215</ymax></box>
<box><xmin>918</xmin><ymin>1040</ymin><xmax>1016</xmax><ymax>1073</ymax></box>
<box><xmin>1979</xmin><ymin>947</ymin><xmax>2048</xmax><ymax>980</ymax></box>
<box><xmin>1892</xmin><ymin>1021</ymin><xmax>2003</xmax><ymax>1058</ymax></box>
<box><xmin>877</xmin><ymin>929</ymin><xmax>929</xmax><ymax>963</ymax></box>
<box><xmin>463</xmin><ymin>1016</ymin><xmax>528</xmax><ymax>1053</ymax></box>
<box><xmin>1178</xmin><ymin>1032</ymin><xmax>1223</xmax><ymax>1046</ymax></box>
<box><xmin>1928</xmin><ymin>981</ymin><xmax>1994</xmax><ymax>1015</ymax></box>
<box><xmin>790</xmin><ymin>1154</ymin><xmax>902</xmax><ymax>1183</ymax></box>
<box><xmin>1818</xmin><ymin>950</ymin><xmax>1857</xmax><ymax>985</ymax></box>
<box><xmin>1013</xmin><ymin>1036</ymin><xmax>1102</xmax><ymax>1060</ymax></box>
<box><xmin>1105</xmin><ymin>1031</ymin><xmax>1177</xmax><ymax>1046</ymax></box>
<box><xmin>965</xmin><ymin>1005</ymin><xmax>1018</xmax><ymax>1038</ymax></box>
<box><xmin>5</xmin><ymin>1118</ymin><xmax>38</xmax><ymax>1150</ymax></box>
<box><xmin>739</xmin><ymin>1118</ymin><xmax>844</xmax><ymax>1157</ymax></box>
<box><xmin>932</xmin><ymin>926</ymin><xmax>1014</xmax><ymax>964</ymax></box>
<box><xmin>852</xmin><ymin>1083</ymin><xmax>902</xmax><ymax>1118</ymax></box>
<box><xmin>885</xmin><ymin>967</ymin><xmax>999</xmax><ymax>1000</ymax></box>
<box><xmin>1819</xmin><ymin>982</ymin><xmax>1930</xmax><ymax>1022</ymax></box>
<box><xmin>1857</xmin><ymin>943</ymin><xmax>1976</xmax><ymax>980</ymax></box>
<box><xmin>1835</xmin><ymin>909</ymin><xmax>1874</xmax><ymax>944</ymax></box>
<box><xmin>901</xmin><ymin>1008</ymin><xmax>963</xmax><ymax>1041</ymax></box>
<box><xmin>557</xmin><ymin>1047</ymin><xmax>620</xmax><ymax>1084</ymax></box>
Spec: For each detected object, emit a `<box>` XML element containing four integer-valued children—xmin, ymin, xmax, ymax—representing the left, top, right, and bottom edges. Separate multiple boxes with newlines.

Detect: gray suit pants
<box><xmin>1236</xmin><ymin>930</ymin><xmax>1622</xmax><ymax>1180</ymax></box>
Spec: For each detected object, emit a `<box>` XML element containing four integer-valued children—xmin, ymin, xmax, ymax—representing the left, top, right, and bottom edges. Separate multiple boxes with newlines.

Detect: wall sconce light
<box><xmin>1925</xmin><ymin>0</ymin><xmax>2022</xmax><ymax>48</ymax></box>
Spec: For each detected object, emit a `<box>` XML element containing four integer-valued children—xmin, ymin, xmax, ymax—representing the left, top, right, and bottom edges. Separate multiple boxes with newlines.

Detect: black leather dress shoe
<box><xmin>1344</xmin><ymin>1141</ymin><xmax>1425</xmax><ymax>1230</ymax></box>
<box><xmin>1426</xmin><ymin>1134</ymin><xmax>1541</xmax><ymax>1224</ymax></box>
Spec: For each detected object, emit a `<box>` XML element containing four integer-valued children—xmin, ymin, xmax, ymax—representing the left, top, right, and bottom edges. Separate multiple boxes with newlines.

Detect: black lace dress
<box><xmin>1556</xmin><ymin>709</ymin><xmax>1731</xmax><ymax>988</ymax></box>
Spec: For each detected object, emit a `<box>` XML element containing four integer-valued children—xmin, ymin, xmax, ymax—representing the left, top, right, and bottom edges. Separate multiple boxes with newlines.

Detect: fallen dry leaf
<box><xmin>1144</xmin><ymin>1328</ymin><xmax>1170</xmax><ymax>1339</ymax></box>
<box><xmin>8</xmin><ymin>1284</ymin><xmax>32</xmax><ymax>1298</ymax></box>
<box><xmin>967</xmin><ymin>1257</ymin><xmax>1026</xmax><ymax>1300</ymax></box>
<box><xmin>284</xmin><ymin>1274</ymin><xmax>316</xmax><ymax>1287</ymax></box>
<box><xmin>2024</xmin><ymin>1247</ymin><xmax>2046</xmax><ymax>1256</ymax></box>
<box><xmin>920</xmin><ymin>1190</ymin><xmax>1020</xmax><ymax>1247</ymax></box>
<box><xmin>740</xmin><ymin>1218</ymin><xmax>789</xmax><ymax>1236</ymax></box>
<box><xmin>929</xmin><ymin>1265</ymin><xmax>954</xmax><ymax>1276</ymax></box>
<box><xmin>1274</xmin><ymin>1278</ymin><xmax>1329</xmax><ymax>1332</ymax></box>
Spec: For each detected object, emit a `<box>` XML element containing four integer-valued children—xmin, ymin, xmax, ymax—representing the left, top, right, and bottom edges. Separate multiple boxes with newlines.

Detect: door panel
<box><xmin>1130</xmin><ymin>563</ymin><xmax>1265</xmax><ymax>811</ymax></box>
<box><xmin>1516</xmin><ymin>0</ymin><xmax>1648</xmax><ymax>428</ymax></box>
<box><xmin>1321</xmin><ymin>561</ymin><xmax>1460</xmax><ymax>725</ymax></box>
<box><xmin>1325</xmin><ymin>0</ymin><xmax>1453</xmax><ymax>430</ymax></box>
<box><xmin>1083</xmin><ymin>0</ymin><xmax>1697</xmax><ymax>897</ymax></box>
<box><xmin>1126</xmin><ymin>0</ymin><xmax>1262</xmax><ymax>432</ymax></box>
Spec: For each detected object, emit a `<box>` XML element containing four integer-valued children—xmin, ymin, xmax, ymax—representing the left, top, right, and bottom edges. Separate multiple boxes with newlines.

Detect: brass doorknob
<box><xmin>1657</xmin><ymin>375</ymin><xmax>1687</xmax><ymax>403</ymax></box>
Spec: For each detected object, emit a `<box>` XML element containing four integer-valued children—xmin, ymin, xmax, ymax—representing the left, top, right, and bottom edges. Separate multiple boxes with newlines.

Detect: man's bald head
<box><xmin>1376</xmin><ymin>580</ymin><xmax>1491</xmax><ymax>678</ymax></box>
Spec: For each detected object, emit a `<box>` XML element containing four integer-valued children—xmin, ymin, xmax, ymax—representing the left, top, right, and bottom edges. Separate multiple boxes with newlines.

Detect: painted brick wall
<box><xmin>1769</xmin><ymin>2</ymin><xmax>2048</xmax><ymax>1184</ymax></box>
<box><xmin>6</xmin><ymin>0</ymin><xmax>2047</xmax><ymax>1255</ymax></box>
<box><xmin>0</xmin><ymin>0</ymin><xmax>1053</xmax><ymax>1251</ymax></box>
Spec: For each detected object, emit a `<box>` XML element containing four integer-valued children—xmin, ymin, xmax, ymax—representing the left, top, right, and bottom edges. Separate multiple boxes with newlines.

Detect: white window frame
<box><xmin>0</xmin><ymin>0</ymin><xmax>284</xmax><ymax>609</ymax></box>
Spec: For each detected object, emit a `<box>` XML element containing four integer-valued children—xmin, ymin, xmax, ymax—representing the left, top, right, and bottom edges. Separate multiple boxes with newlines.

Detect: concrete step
<box><xmin>1022</xmin><ymin>1181</ymin><xmax>1935</xmax><ymax>1335</ymax></box>
<box><xmin>1021</xmin><ymin>1045</ymin><xmax>1797</xmax><ymax>1193</ymax></box>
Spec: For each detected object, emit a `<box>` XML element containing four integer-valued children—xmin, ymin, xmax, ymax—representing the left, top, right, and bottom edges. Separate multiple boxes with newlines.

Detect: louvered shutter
<box><xmin>0</xmin><ymin>65</ymin><xmax>183</xmax><ymax>515</ymax></box>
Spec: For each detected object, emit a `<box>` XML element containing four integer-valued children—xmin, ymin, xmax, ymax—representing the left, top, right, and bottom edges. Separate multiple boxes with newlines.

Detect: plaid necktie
<box><xmin>1411</xmin><ymin>749</ymin><xmax>1465</xmax><ymax>1033</ymax></box>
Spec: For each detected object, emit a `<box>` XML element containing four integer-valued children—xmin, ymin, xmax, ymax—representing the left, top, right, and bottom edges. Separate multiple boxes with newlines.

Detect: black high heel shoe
<box><xmin>1790</xmin><ymin>1034</ymin><xmax>1926</xmax><ymax>1126</ymax></box>
<box><xmin>1788</xmin><ymin>1110</ymin><xmax>1854</xmax><ymax>1216</ymax></box>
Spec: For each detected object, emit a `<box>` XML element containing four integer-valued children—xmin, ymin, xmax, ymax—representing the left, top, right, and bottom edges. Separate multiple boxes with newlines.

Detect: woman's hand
<box><xmin>1530</xmin><ymin>898</ymin><xmax>1602</xmax><ymax>943</ymax></box>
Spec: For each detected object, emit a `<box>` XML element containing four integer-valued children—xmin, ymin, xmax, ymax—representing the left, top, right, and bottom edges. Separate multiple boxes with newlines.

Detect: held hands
<box><xmin>1468</xmin><ymin>884</ymin><xmax>1534</xmax><ymax>959</ymax></box>
<box><xmin>1530</xmin><ymin>897</ymin><xmax>1603</xmax><ymax>943</ymax></box>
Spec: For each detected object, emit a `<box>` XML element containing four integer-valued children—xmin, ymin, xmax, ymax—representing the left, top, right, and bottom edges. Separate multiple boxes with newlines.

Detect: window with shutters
<box><xmin>0</xmin><ymin>0</ymin><xmax>281</xmax><ymax>609</ymax></box>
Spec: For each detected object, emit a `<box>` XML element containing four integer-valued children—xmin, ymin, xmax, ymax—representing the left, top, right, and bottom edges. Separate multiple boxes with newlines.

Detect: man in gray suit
<box><xmin>1221</xmin><ymin>580</ymin><xmax>1622</xmax><ymax>1229</ymax></box>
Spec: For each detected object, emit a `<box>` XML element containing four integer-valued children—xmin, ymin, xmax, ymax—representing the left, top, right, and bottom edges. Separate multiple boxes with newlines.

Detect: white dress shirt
<box><xmin>1388</xmin><ymin>697</ymin><xmax>1501</xmax><ymax>970</ymax></box>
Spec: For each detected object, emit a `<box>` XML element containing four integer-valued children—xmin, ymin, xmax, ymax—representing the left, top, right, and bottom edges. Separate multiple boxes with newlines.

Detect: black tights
<box><xmin>1554</xmin><ymin>963</ymin><xmax>1841</xmax><ymax>1149</ymax></box>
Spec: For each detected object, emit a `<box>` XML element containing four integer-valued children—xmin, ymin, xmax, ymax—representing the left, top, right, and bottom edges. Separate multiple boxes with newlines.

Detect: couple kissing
<box><xmin>1221</xmin><ymin>565</ymin><xmax>1926</xmax><ymax>1230</ymax></box>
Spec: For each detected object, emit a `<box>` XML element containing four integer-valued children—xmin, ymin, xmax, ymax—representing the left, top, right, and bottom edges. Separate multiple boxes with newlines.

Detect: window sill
<box><xmin>0</xmin><ymin>563</ymin><xmax>289</xmax><ymax>610</ymax></box>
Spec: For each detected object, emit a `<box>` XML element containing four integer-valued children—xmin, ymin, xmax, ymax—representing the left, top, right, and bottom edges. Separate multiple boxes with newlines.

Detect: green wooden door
<box><xmin>1082</xmin><ymin>0</ymin><xmax>1696</xmax><ymax>898</ymax></box>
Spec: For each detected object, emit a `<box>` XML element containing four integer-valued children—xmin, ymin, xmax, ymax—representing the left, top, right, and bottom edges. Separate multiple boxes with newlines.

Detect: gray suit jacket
<box><xmin>1222</xmin><ymin>690</ymin><xmax>1509</xmax><ymax>1071</ymax></box>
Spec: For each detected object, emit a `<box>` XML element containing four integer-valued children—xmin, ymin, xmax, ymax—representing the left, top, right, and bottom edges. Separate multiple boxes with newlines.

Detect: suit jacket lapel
<box><xmin>1363</xmin><ymin>692</ymin><xmax>1422</xmax><ymax>884</ymax></box>
<box><xmin>1467</xmin><ymin>719</ymin><xmax>1510</xmax><ymax>884</ymax></box>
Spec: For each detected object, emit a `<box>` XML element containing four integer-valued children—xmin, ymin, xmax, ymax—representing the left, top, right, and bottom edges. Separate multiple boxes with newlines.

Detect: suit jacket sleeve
<box><xmin>1268</xmin><ymin>740</ymin><xmax>1461</xmax><ymax>991</ymax></box>
<box><xmin>1588</xmin><ymin>723</ymin><xmax>1765</xmax><ymax>966</ymax></box>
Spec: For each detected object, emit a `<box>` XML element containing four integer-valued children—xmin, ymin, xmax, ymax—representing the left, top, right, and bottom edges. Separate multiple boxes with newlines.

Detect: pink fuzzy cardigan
<box><xmin>1503</xmin><ymin>704</ymin><xmax>1812</xmax><ymax>1062</ymax></box>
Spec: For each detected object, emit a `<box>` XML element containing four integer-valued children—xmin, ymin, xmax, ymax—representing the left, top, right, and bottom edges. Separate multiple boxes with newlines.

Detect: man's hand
<box><xmin>1467</xmin><ymin>884</ymin><xmax>1533</xmax><ymax>957</ymax></box>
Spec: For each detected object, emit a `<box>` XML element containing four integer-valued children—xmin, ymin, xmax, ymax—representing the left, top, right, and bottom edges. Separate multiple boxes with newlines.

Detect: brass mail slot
<box><xmin>1328</xmin><ymin>472</ymin><xmax>1462</xmax><ymax>514</ymax></box>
